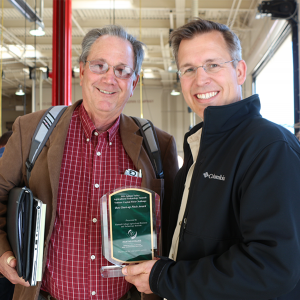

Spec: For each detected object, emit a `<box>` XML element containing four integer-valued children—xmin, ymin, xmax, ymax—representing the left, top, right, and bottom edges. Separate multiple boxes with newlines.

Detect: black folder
<box><xmin>7</xmin><ymin>187</ymin><xmax>34</xmax><ymax>282</ymax></box>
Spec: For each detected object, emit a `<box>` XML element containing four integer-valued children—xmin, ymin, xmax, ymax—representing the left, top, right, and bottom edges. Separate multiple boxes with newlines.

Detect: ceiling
<box><xmin>0</xmin><ymin>0</ymin><xmax>260</xmax><ymax>96</ymax></box>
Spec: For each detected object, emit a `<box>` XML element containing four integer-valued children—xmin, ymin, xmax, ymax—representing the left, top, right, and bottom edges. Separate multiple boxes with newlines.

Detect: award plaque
<box><xmin>100</xmin><ymin>187</ymin><xmax>158</xmax><ymax>278</ymax></box>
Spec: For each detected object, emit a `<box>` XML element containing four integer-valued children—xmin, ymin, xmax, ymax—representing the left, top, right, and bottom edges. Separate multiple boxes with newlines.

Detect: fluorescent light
<box><xmin>6</xmin><ymin>45</ymin><xmax>41</xmax><ymax>58</ymax></box>
<box><xmin>72</xmin><ymin>1</ymin><xmax>132</xmax><ymax>9</ymax></box>
<box><xmin>8</xmin><ymin>45</ymin><xmax>21</xmax><ymax>57</ymax></box>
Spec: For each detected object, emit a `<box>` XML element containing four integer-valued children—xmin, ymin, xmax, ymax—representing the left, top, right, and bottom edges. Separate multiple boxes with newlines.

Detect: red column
<box><xmin>52</xmin><ymin>0</ymin><xmax>72</xmax><ymax>106</ymax></box>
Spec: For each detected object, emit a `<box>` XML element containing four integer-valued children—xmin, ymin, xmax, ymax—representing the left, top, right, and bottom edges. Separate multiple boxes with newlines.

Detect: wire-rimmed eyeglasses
<box><xmin>177</xmin><ymin>59</ymin><xmax>238</xmax><ymax>78</ymax></box>
<box><xmin>86</xmin><ymin>59</ymin><xmax>135</xmax><ymax>79</ymax></box>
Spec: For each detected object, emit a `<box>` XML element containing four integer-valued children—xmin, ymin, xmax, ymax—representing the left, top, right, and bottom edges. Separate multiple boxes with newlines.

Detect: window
<box><xmin>253</xmin><ymin>31</ymin><xmax>294</xmax><ymax>133</ymax></box>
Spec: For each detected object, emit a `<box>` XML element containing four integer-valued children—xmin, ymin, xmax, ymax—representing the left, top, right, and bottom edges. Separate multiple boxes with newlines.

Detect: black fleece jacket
<box><xmin>150</xmin><ymin>94</ymin><xmax>300</xmax><ymax>300</ymax></box>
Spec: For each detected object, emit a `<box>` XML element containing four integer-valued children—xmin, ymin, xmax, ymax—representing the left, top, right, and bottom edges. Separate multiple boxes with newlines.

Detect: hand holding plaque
<box><xmin>100</xmin><ymin>187</ymin><xmax>158</xmax><ymax>278</ymax></box>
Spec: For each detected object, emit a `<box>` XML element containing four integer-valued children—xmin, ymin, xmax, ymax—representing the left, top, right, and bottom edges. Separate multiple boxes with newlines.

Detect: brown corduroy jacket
<box><xmin>0</xmin><ymin>100</ymin><xmax>178</xmax><ymax>300</ymax></box>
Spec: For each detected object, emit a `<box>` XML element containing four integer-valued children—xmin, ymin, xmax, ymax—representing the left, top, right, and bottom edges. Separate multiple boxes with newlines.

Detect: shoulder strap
<box><xmin>26</xmin><ymin>105</ymin><xmax>67</xmax><ymax>181</ymax></box>
<box><xmin>131</xmin><ymin>116</ymin><xmax>164</xmax><ymax>179</ymax></box>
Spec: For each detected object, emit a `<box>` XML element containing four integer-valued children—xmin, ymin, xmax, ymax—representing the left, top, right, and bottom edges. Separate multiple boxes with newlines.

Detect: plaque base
<box><xmin>100</xmin><ymin>265</ymin><xmax>125</xmax><ymax>278</ymax></box>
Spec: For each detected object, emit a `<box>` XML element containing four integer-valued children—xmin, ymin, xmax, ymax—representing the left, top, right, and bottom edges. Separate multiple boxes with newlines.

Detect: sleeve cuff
<box><xmin>149</xmin><ymin>257</ymin><xmax>173</xmax><ymax>296</ymax></box>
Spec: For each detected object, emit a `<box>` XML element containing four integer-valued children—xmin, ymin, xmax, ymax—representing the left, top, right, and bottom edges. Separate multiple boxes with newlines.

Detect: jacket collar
<box><xmin>187</xmin><ymin>94</ymin><xmax>261</xmax><ymax>138</ymax></box>
<box><xmin>182</xmin><ymin>94</ymin><xmax>261</xmax><ymax>166</ymax></box>
<box><xmin>202</xmin><ymin>94</ymin><xmax>261</xmax><ymax>134</ymax></box>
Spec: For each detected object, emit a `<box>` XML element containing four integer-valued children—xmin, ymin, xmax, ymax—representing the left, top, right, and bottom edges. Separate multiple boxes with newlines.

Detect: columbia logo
<box><xmin>203</xmin><ymin>172</ymin><xmax>225</xmax><ymax>181</ymax></box>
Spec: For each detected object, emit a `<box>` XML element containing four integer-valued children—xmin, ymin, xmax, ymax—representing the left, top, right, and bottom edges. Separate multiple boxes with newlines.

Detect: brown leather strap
<box><xmin>40</xmin><ymin>290</ymin><xmax>58</xmax><ymax>300</ymax></box>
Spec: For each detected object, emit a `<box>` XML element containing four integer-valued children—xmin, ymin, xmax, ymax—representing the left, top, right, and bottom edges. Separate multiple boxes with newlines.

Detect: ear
<box><xmin>79</xmin><ymin>61</ymin><xmax>85</xmax><ymax>86</ymax></box>
<box><xmin>236</xmin><ymin>60</ymin><xmax>247</xmax><ymax>85</ymax></box>
<box><xmin>130</xmin><ymin>74</ymin><xmax>140</xmax><ymax>97</ymax></box>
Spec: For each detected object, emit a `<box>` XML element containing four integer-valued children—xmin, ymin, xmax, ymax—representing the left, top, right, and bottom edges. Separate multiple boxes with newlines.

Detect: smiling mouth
<box><xmin>97</xmin><ymin>88</ymin><xmax>116</xmax><ymax>95</ymax></box>
<box><xmin>196</xmin><ymin>92</ymin><xmax>218</xmax><ymax>99</ymax></box>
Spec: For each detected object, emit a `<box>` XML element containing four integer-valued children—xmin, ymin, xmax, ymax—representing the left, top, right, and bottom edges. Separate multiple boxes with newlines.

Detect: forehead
<box><xmin>88</xmin><ymin>35</ymin><xmax>135</xmax><ymax>66</ymax></box>
<box><xmin>177</xmin><ymin>31</ymin><xmax>231</xmax><ymax>65</ymax></box>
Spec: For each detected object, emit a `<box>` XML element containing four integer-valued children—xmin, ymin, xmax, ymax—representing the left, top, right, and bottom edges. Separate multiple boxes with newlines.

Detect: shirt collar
<box><xmin>187</xmin><ymin>128</ymin><xmax>202</xmax><ymax>163</ymax></box>
<box><xmin>79</xmin><ymin>103</ymin><xmax>120</xmax><ymax>142</ymax></box>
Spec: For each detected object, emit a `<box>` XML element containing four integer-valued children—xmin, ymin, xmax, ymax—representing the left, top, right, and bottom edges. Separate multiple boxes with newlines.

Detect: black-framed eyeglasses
<box><xmin>178</xmin><ymin>59</ymin><xmax>238</xmax><ymax>78</ymax></box>
<box><xmin>86</xmin><ymin>59</ymin><xmax>135</xmax><ymax>79</ymax></box>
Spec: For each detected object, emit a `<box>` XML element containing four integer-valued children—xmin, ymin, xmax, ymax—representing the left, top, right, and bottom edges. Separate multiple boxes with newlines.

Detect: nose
<box><xmin>195</xmin><ymin>66</ymin><xmax>210</xmax><ymax>85</ymax></box>
<box><xmin>102</xmin><ymin>66</ymin><xmax>117</xmax><ymax>83</ymax></box>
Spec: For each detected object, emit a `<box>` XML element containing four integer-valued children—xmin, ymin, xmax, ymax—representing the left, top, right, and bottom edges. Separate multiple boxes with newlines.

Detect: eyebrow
<box><xmin>179</xmin><ymin>58</ymin><xmax>224</xmax><ymax>68</ymax></box>
<box><xmin>89</xmin><ymin>58</ymin><xmax>130</xmax><ymax>67</ymax></box>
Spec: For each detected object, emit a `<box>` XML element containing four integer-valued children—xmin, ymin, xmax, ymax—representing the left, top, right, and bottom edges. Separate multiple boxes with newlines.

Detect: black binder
<box><xmin>7</xmin><ymin>187</ymin><xmax>34</xmax><ymax>282</ymax></box>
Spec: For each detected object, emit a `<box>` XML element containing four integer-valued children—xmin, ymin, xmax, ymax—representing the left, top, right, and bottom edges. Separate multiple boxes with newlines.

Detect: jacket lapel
<box><xmin>119</xmin><ymin>114</ymin><xmax>143</xmax><ymax>168</ymax></box>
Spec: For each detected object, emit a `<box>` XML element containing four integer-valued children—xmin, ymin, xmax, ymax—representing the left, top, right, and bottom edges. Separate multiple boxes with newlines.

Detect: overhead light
<box><xmin>15</xmin><ymin>84</ymin><xmax>25</xmax><ymax>96</ymax></box>
<box><xmin>73</xmin><ymin>66</ymin><xmax>80</xmax><ymax>73</ymax></box>
<box><xmin>30</xmin><ymin>24</ymin><xmax>45</xmax><ymax>36</ymax></box>
<box><xmin>171</xmin><ymin>89</ymin><xmax>181</xmax><ymax>96</ymax></box>
<box><xmin>171</xmin><ymin>83</ymin><xmax>181</xmax><ymax>96</ymax></box>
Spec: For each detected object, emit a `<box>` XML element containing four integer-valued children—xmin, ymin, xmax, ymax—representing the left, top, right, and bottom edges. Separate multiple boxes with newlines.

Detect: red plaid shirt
<box><xmin>41</xmin><ymin>103</ymin><xmax>153</xmax><ymax>300</ymax></box>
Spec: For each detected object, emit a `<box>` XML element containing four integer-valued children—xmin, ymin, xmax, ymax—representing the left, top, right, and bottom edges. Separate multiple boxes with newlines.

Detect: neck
<box><xmin>82</xmin><ymin>102</ymin><xmax>120</xmax><ymax>132</ymax></box>
<box><xmin>93</xmin><ymin>116</ymin><xmax>117</xmax><ymax>133</ymax></box>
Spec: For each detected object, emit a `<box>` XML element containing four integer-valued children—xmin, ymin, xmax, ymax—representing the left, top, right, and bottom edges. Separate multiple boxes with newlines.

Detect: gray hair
<box><xmin>170</xmin><ymin>18</ymin><xmax>242</xmax><ymax>68</ymax></box>
<box><xmin>79</xmin><ymin>25</ymin><xmax>145</xmax><ymax>78</ymax></box>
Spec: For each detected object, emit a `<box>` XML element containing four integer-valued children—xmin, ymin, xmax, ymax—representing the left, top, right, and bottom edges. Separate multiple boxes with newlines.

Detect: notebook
<box><xmin>30</xmin><ymin>197</ymin><xmax>46</xmax><ymax>286</ymax></box>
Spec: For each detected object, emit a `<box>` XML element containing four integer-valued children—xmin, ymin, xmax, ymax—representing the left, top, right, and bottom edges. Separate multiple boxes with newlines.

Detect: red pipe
<box><xmin>65</xmin><ymin>0</ymin><xmax>72</xmax><ymax>106</ymax></box>
<box><xmin>52</xmin><ymin>0</ymin><xmax>72</xmax><ymax>106</ymax></box>
<box><xmin>51</xmin><ymin>0</ymin><xmax>57</xmax><ymax>105</ymax></box>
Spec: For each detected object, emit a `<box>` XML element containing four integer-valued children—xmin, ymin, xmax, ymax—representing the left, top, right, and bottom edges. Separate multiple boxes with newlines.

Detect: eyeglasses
<box><xmin>86</xmin><ymin>60</ymin><xmax>135</xmax><ymax>79</ymax></box>
<box><xmin>177</xmin><ymin>59</ymin><xmax>238</xmax><ymax>78</ymax></box>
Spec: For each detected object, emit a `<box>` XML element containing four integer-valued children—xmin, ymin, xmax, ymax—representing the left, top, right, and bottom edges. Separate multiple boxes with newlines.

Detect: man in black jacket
<box><xmin>123</xmin><ymin>18</ymin><xmax>300</xmax><ymax>300</ymax></box>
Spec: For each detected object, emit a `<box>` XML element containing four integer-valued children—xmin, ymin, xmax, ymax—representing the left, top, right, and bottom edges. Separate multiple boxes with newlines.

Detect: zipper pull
<box><xmin>183</xmin><ymin>218</ymin><xmax>187</xmax><ymax>229</ymax></box>
<box><xmin>179</xmin><ymin>217</ymin><xmax>188</xmax><ymax>242</ymax></box>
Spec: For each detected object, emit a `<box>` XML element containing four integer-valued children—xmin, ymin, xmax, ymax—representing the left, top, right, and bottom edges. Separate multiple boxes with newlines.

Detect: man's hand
<box><xmin>122</xmin><ymin>260</ymin><xmax>158</xmax><ymax>294</ymax></box>
<box><xmin>0</xmin><ymin>251</ymin><xmax>30</xmax><ymax>286</ymax></box>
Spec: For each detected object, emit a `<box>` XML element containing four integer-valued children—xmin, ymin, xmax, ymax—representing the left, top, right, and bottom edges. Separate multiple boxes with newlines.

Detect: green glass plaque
<box><xmin>109</xmin><ymin>188</ymin><xmax>154</xmax><ymax>263</ymax></box>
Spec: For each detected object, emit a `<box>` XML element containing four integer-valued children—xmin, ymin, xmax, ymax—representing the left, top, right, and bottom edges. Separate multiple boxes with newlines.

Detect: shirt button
<box><xmin>109</xmin><ymin>142</ymin><xmax>112</xmax><ymax>146</ymax></box>
<box><xmin>97</xmin><ymin>152</ymin><xmax>101</xmax><ymax>156</ymax></box>
<box><xmin>91</xmin><ymin>255</ymin><xmax>95</xmax><ymax>260</ymax></box>
<box><xmin>93</xmin><ymin>218</ymin><xmax>97</xmax><ymax>223</ymax></box>
<box><xmin>179</xmin><ymin>221</ymin><xmax>182</xmax><ymax>225</ymax></box>
<box><xmin>86</xmin><ymin>138</ymin><xmax>90</xmax><ymax>142</ymax></box>
<box><xmin>91</xmin><ymin>291</ymin><xmax>96</xmax><ymax>296</ymax></box>
<box><xmin>95</xmin><ymin>184</ymin><xmax>99</xmax><ymax>188</ymax></box>
<box><xmin>94</xmin><ymin>132</ymin><xmax>99</xmax><ymax>136</ymax></box>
